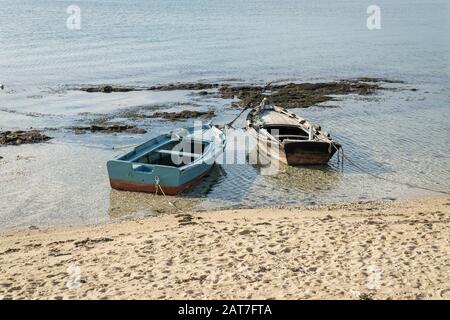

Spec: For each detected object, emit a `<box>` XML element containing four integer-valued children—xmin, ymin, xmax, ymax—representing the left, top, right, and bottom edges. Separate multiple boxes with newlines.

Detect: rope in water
<box><xmin>328</xmin><ymin>142</ymin><xmax>449</xmax><ymax>195</ymax></box>
<box><xmin>154</xmin><ymin>176</ymin><xmax>180</xmax><ymax>210</ymax></box>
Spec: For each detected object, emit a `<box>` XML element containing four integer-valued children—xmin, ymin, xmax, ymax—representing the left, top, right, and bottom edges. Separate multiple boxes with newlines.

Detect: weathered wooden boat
<box><xmin>107</xmin><ymin>124</ymin><xmax>226</xmax><ymax>195</ymax></box>
<box><xmin>246</xmin><ymin>98</ymin><xmax>341</xmax><ymax>165</ymax></box>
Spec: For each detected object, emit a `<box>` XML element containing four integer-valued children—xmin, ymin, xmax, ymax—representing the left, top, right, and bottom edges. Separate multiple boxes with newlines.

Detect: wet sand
<box><xmin>0</xmin><ymin>196</ymin><xmax>449</xmax><ymax>300</ymax></box>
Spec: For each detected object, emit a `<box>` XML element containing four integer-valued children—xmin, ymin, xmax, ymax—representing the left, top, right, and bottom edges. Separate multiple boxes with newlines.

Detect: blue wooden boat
<box><xmin>107</xmin><ymin>124</ymin><xmax>226</xmax><ymax>195</ymax></box>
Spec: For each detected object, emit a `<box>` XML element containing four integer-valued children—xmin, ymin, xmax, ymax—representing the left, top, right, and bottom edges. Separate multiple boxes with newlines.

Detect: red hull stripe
<box><xmin>109</xmin><ymin>171</ymin><xmax>210</xmax><ymax>195</ymax></box>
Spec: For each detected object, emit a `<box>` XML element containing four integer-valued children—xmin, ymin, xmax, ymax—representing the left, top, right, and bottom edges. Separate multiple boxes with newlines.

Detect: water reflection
<box><xmin>183</xmin><ymin>164</ymin><xmax>227</xmax><ymax>197</ymax></box>
<box><xmin>256</xmin><ymin>163</ymin><xmax>341</xmax><ymax>193</ymax></box>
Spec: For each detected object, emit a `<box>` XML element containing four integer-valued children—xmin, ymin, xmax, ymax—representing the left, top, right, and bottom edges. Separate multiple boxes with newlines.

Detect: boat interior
<box><xmin>264</xmin><ymin>125</ymin><xmax>309</xmax><ymax>142</ymax></box>
<box><xmin>123</xmin><ymin>139</ymin><xmax>209</xmax><ymax>167</ymax></box>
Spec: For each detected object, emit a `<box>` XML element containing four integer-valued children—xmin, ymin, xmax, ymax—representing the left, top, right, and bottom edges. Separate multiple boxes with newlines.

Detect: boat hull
<box><xmin>283</xmin><ymin>140</ymin><xmax>338</xmax><ymax>165</ymax></box>
<box><xmin>252</xmin><ymin>134</ymin><xmax>338</xmax><ymax>166</ymax></box>
<box><xmin>109</xmin><ymin>167</ymin><xmax>212</xmax><ymax>195</ymax></box>
<box><xmin>246</xmin><ymin>103</ymin><xmax>341</xmax><ymax>166</ymax></box>
<box><xmin>107</xmin><ymin>125</ymin><xmax>226</xmax><ymax>194</ymax></box>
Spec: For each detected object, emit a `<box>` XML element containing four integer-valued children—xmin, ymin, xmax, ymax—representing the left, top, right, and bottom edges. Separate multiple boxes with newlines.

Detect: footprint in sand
<box><xmin>440</xmin><ymin>289</ymin><xmax>450</xmax><ymax>299</ymax></box>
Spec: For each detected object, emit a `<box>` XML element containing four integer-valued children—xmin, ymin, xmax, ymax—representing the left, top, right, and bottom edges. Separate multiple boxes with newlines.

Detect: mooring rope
<box><xmin>154</xmin><ymin>176</ymin><xmax>180</xmax><ymax>210</ymax></box>
<box><xmin>329</xmin><ymin>142</ymin><xmax>449</xmax><ymax>195</ymax></box>
<box><xmin>225</xmin><ymin>80</ymin><xmax>277</xmax><ymax>128</ymax></box>
<box><xmin>226</xmin><ymin>107</ymin><xmax>249</xmax><ymax>129</ymax></box>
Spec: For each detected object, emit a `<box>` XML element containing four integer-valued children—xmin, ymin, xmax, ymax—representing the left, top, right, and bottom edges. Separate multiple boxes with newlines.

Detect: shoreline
<box><xmin>0</xmin><ymin>191</ymin><xmax>435</xmax><ymax>233</ymax></box>
<box><xmin>1</xmin><ymin>195</ymin><xmax>448</xmax><ymax>299</ymax></box>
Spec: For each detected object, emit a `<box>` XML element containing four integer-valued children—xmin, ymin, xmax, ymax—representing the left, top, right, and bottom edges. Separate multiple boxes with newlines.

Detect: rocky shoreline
<box><xmin>0</xmin><ymin>130</ymin><xmax>52</xmax><ymax>146</ymax></box>
<box><xmin>151</xmin><ymin>110</ymin><xmax>215</xmax><ymax>121</ymax></box>
<box><xmin>72</xmin><ymin>77</ymin><xmax>408</xmax><ymax>109</ymax></box>
<box><xmin>0</xmin><ymin>126</ymin><xmax>148</xmax><ymax>146</ymax></box>
<box><xmin>75</xmin><ymin>83</ymin><xmax>219</xmax><ymax>93</ymax></box>
<box><xmin>1</xmin><ymin>78</ymin><xmax>411</xmax><ymax>146</ymax></box>
<box><xmin>69</xmin><ymin>125</ymin><xmax>147</xmax><ymax>135</ymax></box>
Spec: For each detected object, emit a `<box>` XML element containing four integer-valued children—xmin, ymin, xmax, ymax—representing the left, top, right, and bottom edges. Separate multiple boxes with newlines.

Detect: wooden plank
<box><xmin>260</xmin><ymin>110</ymin><xmax>300</xmax><ymax>126</ymax></box>
<box><xmin>157</xmin><ymin>150</ymin><xmax>201</xmax><ymax>158</ymax></box>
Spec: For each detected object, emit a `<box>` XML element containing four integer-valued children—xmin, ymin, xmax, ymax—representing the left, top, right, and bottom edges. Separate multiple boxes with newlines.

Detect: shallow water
<box><xmin>0</xmin><ymin>0</ymin><xmax>449</xmax><ymax>229</ymax></box>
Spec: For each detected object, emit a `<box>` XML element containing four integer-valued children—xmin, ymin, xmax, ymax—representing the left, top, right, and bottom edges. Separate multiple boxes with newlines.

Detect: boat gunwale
<box><xmin>247</xmin><ymin>105</ymin><xmax>335</xmax><ymax>146</ymax></box>
<box><xmin>110</xmin><ymin>127</ymin><xmax>224</xmax><ymax>172</ymax></box>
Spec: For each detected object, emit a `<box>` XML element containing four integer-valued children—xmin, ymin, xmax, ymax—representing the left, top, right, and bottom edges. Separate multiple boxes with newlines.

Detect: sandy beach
<box><xmin>0</xmin><ymin>196</ymin><xmax>448</xmax><ymax>300</ymax></box>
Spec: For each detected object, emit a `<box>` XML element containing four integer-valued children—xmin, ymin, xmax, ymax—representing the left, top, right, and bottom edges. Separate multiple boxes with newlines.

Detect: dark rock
<box><xmin>151</xmin><ymin>110</ymin><xmax>215</xmax><ymax>121</ymax></box>
<box><xmin>102</xmin><ymin>85</ymin><xmax>113</xmax><ymax>93</ymax></box>
<box><xmin>147</xmin><ymin>83</ymin><xmax>219</xmax><ymax>91</ymax></box>
<box><xmin>77</xmin><ymin>82</ymin><xmax>219</xmax><ymax>93</ymax></box>
<box><xmin>70</xmin><ymin>125</ymin><xmax>146</xmax><ymax>134</ymax></box>
<box><xmin>74</xmin><ymin>78</ymin><xmax>400</xmax><ymax>110</ymax></box>
<box><xmin>81</xmin><ymin>86</ymin><xmax>136</xmax><ymax>93</ymax></box>
<box><xmin>0</xmin><ymin>130</ymin><xmax>52</xmax><ymax>146</ymax></box>
<box><xmin>218</xmin><ymin>78</ymin><xmax>392</xmax><ymax>109</ymax></box>
<box><xmin>356</xmin><ymin>77</ymin><xmax>404</xmax><ymax>84</ymax></box>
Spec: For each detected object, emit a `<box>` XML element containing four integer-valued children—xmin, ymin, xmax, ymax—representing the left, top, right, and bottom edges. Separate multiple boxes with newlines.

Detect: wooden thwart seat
<box><xmin>157</xmin><ymin>149</ymin><xmax>201</xmax><ymax>158</ymax></box>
